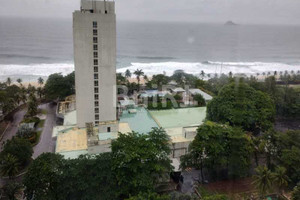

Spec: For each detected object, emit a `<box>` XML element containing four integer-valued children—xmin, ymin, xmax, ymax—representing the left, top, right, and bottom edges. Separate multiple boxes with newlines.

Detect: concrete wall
<box><xmin>73</xmin><ymin>1</ymin><xmax>116</xmax><ymax>128</ymax></box>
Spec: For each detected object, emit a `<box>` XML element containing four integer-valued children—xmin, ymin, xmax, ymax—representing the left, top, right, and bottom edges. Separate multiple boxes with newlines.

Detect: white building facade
<box><xmin>73</xmin><ymin>0</ymin><xmax>117</xmax><ymax>128</ymax></box>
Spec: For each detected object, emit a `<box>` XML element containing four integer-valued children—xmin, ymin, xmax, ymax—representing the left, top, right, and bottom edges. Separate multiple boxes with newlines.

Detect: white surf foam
<box><xmin>0</xmin><ymin>63</ymin><xmax>74</xmax><ymax>81</ymax></box>
<box><xmin>117</xmin><ymin>61</ymin><xmax>300</xmax><ymax>76</ymax></box>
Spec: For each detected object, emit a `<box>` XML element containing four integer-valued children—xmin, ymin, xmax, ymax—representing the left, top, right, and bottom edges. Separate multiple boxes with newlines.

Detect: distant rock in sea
<box><xmin>225</xmin><ymin>21</ymin><xmax>237</xmax><ymax>26</ymax></box>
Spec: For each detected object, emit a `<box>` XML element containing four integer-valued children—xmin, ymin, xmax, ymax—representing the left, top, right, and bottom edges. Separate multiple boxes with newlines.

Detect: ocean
<box><xmin>0</xmin><ymin>17</ymin><xmax>300</xmax><ymax>81</ymax></box>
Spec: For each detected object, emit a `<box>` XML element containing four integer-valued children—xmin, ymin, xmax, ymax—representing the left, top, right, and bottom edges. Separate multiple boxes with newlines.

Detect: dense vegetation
<box><xmin>44</xmin><ymin>72</ymin><xmax>75</xmax><ymax>100</ymax></box>
<box><xmin>207</xmin><ymin>81</ymin><xmax>275</xmax><ymax>133</ymax></box>
<box><xmin>23</xmin><ymin>128</ymin><xmax>173</xmax><ymax>200</ymax></box>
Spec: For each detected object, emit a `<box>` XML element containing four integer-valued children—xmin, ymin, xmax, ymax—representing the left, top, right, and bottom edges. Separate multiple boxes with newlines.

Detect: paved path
<box><xmin>0</xmin><ymin>109</ymin><xmax>27</xmax><ymax>150</ymax></box>
<box><xmin>33</xmin><ymin>103</ymin><xmax>57</xmax><ymax>158</ymax></box>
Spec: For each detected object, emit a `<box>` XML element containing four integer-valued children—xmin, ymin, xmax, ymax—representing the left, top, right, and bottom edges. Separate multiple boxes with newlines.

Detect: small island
<box><xmin>225</xmin><ymin>20</ymin><xmax>238</xmax><ymax>26</ymax></box>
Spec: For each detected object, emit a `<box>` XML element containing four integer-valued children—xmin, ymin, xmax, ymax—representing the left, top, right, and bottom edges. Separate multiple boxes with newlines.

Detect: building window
<box><xmin>94</xmin><ymin>52</ymin><xmax>98</xmax><ymax>58</ymax></box>
<box><xmin>94</xmin><ymin>59</ymin><xmax>98</xmax><ymax>65</ymax></box>
<box><xmin>95</xmin><ymin>108</ymin><xmax>99</xmax><ymax>113</ymax></box>
<box><xmin>95</xmin><ymin>121</ymin><xmax>99</xmax><ymax>126</ymax></box>
<box><xmin>95</xmin><ymin>94</ymin><xmax>99</xmax><ymax>100</ymax></box>
<box><xmin>93</xmin><ymin>29</ymin><xmax>97</xmax><ymax>36</ymax></box>
<box><xmin>94</xmin><ymin>74</ymin><xmax>98</xmax><ymax>79</ymax></box>
<box><xmin>94</xmin><ymin>66</ymin><xmax>98</xmax><ymax>72</ymax></box>
<box><xmin>93</xmin><ymin>21</ymin><xmax>97</xmax><ymax>28</ymax></box>
<box><xmin>93</xmin><ymin>37</ymin><xmax>98</xmax><ymax>43</ymax></box>
<box><xmin>94</xmin><ymin>88</ymin><xmax>99</xmax><ymax>93</ymax></box>
<box><xmin>93</xmin><ymin>44</ymin><xmax>98</xmax><ymax>51</ymax></box>
<box><xmin>94</xmin><ymin>80</ymin><xmax>98</xmax><ymax>86</ymax></box>
<box><xmin>107</xmin><ymin>127</ymin><xmax>111</xmax><ymax>132</ymax></box>
<box><xmin>95</xmin><ymin>101</ymin><xmax>99</xmax><ymax>107</ymax></box>
<box><xmin>95</xmin><ymin>114</ymin><xmax>99</xmax><ymax>120</ymax></box>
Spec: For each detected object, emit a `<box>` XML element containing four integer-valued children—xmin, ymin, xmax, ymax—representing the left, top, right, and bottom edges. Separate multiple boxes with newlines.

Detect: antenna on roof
<box><xmin>104</xmin><ymin>0</ymin><xmax>107</xmax><ymax>14</ymax></box>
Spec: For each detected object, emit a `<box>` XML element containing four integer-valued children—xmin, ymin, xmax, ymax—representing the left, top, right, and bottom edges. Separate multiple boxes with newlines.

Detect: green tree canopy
<box><xmin>207</xmin><ymin>81</ymin><xmax>275</xmax><ymax>133</ymax></box>
<box><xmin>44</xmin><ymin>72</ymin><xmax>75</xmax><ymax>100</ymax></box>
<box><xmin>111</xmin><ymin>128</ymin><xmax>172</xmax><ymax>198</ymax></box>
<box><xmin>0</xmin><ymin>137</ymin><xmax>33</xmax><ymax>166</ymax></box>
<box><xmin>181</xmin><ymin>121</ymin><xmax>252</xmax><ymax>180</ymax></box>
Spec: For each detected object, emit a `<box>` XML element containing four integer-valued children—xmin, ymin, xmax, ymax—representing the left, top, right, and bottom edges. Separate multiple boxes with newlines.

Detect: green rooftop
<box><xmin>119</xmin><ymin>107</ymin><xmax>159</xmax><ymax>134</ymax></box>
<box><xmin>149</xmin><ymin>107</ymin><xmax>206</xmax><ymax>128</ymax></box>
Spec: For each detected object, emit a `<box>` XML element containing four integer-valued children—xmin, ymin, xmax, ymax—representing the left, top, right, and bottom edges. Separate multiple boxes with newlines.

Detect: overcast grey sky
<box><xmin>0</xmin><ymin>0</ymin><xmax>300</xmax><ymax>24</ymax></box>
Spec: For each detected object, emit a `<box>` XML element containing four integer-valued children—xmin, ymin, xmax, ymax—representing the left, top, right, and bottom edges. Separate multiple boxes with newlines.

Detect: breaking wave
<box><xmin>117</xmin><ymin>61</ymin><xmax>300</xmax><ymax>76</ymax></box>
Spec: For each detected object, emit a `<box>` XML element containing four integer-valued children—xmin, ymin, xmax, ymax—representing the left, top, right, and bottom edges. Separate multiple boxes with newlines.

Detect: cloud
<box><xmin>0</xmin><ymin>0</ymin><xmax>300</xmax><ymax>25</ymax></box>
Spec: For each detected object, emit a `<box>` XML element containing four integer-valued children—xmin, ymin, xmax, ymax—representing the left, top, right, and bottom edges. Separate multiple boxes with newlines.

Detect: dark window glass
<box><xmin>93</xmin><ymin>44</ymin><xmax>98</xmax><ymax>51</ymax></box>
<box><xmin>94</xmin><ymin>66</ymin><xmax>98</xmax><ymax>72</ymax></box>
<box><xmin>94</xmin><ymin>73</ymin><xmax>98</xmax><ymax>79</ymax></box>
<box><xmin>94</xmin><ymin>88</ymin><xmax>99</xmax><ymax>93</ymax></box>
<box><xmin>93</xmin><ymin>37</ymin><xmax>97</xmax><ymax>43</ymax></box>
<box><xmin>94</xmin><ymin>59</ymin><xmax>98</xmax><ymax>65</ymax></box>
<box><xmin>94</xmin><ymin>80</ymin><xmax>98</xmax><ymax>86</ymax></box>
<box><xmin>95</xmin><ymin>94</ymin><xmax>99</xmax><ymax>100</ymax></box>
<box><xmin>93</xmin><ymin>21</ymin><xmax>97</xmax><ymax>28</ymax></box>
<box><xmin>94</xmin><ymin>52</ymin><xmax>98</xmax><ymax>58</ymax></box>
<box><xmin>93</xmin><ymin>29</ymin><xmax>97</xmax><ymax>36</ymax></box>
<box><xmin>95</xmin><ymin>114</ymin><xmax>99</xmax><ymax>120</ymax></box>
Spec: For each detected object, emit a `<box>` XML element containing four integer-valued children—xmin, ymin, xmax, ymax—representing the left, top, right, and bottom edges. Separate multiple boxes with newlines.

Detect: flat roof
<box><xmin>64</xmin><ymin>110</ymin><xmax>77</xmax><ymax>126</ymax></box>
<box><xmin>120</xmin><ymin>107</ymin><xmax>158</xmax><ymax>134</ymax></box>
<box><xmin>59</xmin><ymin>150</ymin><xmax>88</xmax><ymax>159</ymax></box>
<box><xmin>149</xmin><ymin>107</ymin><xmax>206</xmax><ymax>129</ymax></box>
<box><xmin>56</xmin><ymin>127</ymin><xmax>88</xmax><ymax>153</ymax></box>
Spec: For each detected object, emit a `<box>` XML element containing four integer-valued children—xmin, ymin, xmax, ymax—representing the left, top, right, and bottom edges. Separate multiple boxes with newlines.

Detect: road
<box><xmin>0</xmin><ymin>109</ymin><xmax>27</xmax><ymax>150</ymax></box>
<box><xmin>33</xmin><ymin>103</ymin><xmax>57</xmax><ymax>158</ymax></box>
<box><xmin>0</xmin><ymin>103</ymin><xmax>57</xmax><ymax>188</ymax></box>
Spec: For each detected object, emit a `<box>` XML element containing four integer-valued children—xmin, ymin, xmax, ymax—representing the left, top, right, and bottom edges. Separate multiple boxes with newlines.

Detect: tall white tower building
<box><xmin>73</xmin><ymin>0</ymin><xmax>117</xmax><ymax>128</ymax></box>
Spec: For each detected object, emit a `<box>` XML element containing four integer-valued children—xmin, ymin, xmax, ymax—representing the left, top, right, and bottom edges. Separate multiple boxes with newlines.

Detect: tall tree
<box><xmin>125</xmin><ymin>69</ymin><xmax>132</xmax><ymax>79</ymax></box>
<box><xmin>272</xmin><ymin>166</ymin><xmax>289</xmax><ymax>195</ymax></box>
<box><xmin>253</xmin><ymin>166</ymin><xmax>273</xmax><ymax>198</ymax></box>
<box><xmin>0</xmin><ymin>154</ymin><xmax>20</xmax><ymax>179</ymax></box>
<box><xmin>38</xmin><ymin>77</ymin><xmax>44</xmax><ymax>86</ymax></box>
<box><xmin>23</xmin><ymin>153</ymin><xmax>66</xmax><ymax>200</ymax></box>
<box><xmin>0</xmin><ymin>137</ymin><xmax>33</xmax><ymax>166</ymax></box>
<box><xmin>134</xmin><ymin>69</ymin><xmax>144</xmax><ymax>91</ymax></box>
<box><xmin>111</xmin><ymin>128</ymin><xmax>172</xmax><ymax>198</ymax></box>
<box><xmin>6</xmin><ymin>77</ymin><xmax>12</xmax><ymax>86</ymax></box>
<box><xmin>200</xmin><ymin>70</ymin><xmax>205</xmax><ymax>80</ymax></box>
<box><xmin>27</xmin><ymin>93</ymin><xmax>38</xmax><ymax>117</ymax></box>
<box><xmin>16</xmin><ymin>78</ymin><xmax>22</xmax><ymax>86</ymax></box>
<box><xmin>44</xmin><ymin>72</ymin><xmax>75</xmax><ymax>100</ymax></box>
<box><xmin>207</xmin><ymin>81</ymin><xmax>275</xmax><ymax>133</ymax></box>
<box><xmin>181</xmin><ymin>121</ymin><xmax>252</xmax><ymax>180</ymax></box>
<box><xmin>2</xmin><ymin>182</ymin><xmax>22</xmax><ymax>200</ymax></box>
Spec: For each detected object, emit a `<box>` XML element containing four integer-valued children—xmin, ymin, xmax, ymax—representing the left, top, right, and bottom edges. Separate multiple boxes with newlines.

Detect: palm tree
<box><xmin>253</xmin><ymin>166</ymin><xmax>273</xmax><ymax>198</ymax></box>
<box><xmin>143</xmin><ymin>75</ymin><xmax>148</xmax><ymax>82</ymax></box>
<box><xmin>16</xmin><ymin>78</ymin><xmax>22</xmax><ymax>86</ymax></box>
<box><xmin>133</xmin><ymin>69</ymin><xmax>144</xmax><ymax>91</ymax></box>
<box><xmin>2</xmin><ymin>182</ymin><xmax>22</xmax><ymax>200</ymax></box>
<box><xmin>0</xmin><ymin>154</ymin><xmax>20</xmax><ymax>179</ymax></box>
<box><xmin>272</xmin><ymin>167</ymin><xmax>289</xmax><ymax>195</ymax></box>
<box><xmin>200</xmin><ymin>70</ymin><xmax>205</xmax><ymax>80</ymax></box>
<box><xmin>6</xmin><ymin>77</ymin><xmax>12</xmax><ymax>86</ymax></box>
<box><xmin>37</xmin><ymin>87</ymin><xmax>43</xmax><ymax>99</ymax></box>
<box><xmin>38</xmin><ymin>77</ymin><xmax>44</xmax><ymax>86</ymax></box>
<box><xmin>125</xmin><ymin>69</ymin><xmax>132</xmax><ymax>79</ymax></box>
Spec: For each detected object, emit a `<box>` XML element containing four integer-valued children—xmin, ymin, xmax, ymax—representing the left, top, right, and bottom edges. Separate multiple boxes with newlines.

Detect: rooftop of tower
<box><xmin>80</xmin><ymin>0</ymin><xmax>115</xmax><ymax>14</ymax></box>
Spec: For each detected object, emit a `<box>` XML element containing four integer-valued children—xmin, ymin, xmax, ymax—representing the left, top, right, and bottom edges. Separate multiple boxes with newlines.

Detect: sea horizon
<box><xmin>1</xmin><ymin>17</ymin><xmax>300</xmax><ymax>81</ymax></box>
